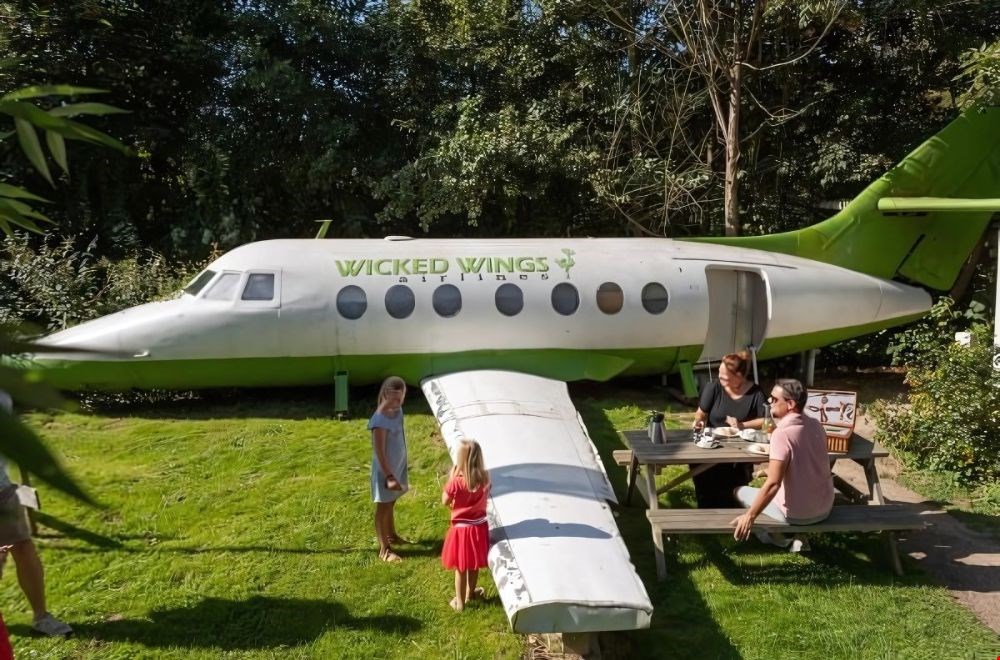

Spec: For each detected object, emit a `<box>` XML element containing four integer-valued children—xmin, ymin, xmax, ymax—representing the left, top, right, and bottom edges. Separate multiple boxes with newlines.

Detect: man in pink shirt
<box><xmin>730</xmin><ymin>379</ymin><xmax>834</xmax><ymax>550</ymax></box>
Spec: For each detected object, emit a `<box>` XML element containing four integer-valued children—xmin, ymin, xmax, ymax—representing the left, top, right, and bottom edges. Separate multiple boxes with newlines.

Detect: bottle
<box><xmin>648</xmin><ymin>411</ymin><xmax>665</xmax><ymax>444</ymax></box>
<box><xmin>761</xmin><ymin>404</ymin><xmax>775</xmax><ymax>439</ymax></box>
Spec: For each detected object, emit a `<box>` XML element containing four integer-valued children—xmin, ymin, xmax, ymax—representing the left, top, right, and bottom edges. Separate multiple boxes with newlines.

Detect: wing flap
<box><xmin>422</xmin><ymin>370</ymin><xmax>652</xmax><ymax>633</ymax></box>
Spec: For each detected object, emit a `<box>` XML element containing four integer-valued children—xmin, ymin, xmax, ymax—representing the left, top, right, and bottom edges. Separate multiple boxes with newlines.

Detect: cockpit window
<box><xmin>184</xmin><ymin>269</ymin><xmax>216</xmax><ymax>296</ymax></box>
<box><xmin>204</xmin><ymin>272</ymin><xmax>241</xmax><ymax>301</ymax></box>
<box><xmin>242</xmin><ymin>273</ymin><xmax>275</xmax><ymax>301</ymax></box>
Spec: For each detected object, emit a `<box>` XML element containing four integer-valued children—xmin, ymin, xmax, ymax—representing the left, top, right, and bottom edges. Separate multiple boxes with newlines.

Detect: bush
<box><xmin>0</xmin><ymin>233</ymin><xmax>206</xmax><ymax>333</ymax></box>
<box><xmin>869</xmin><ymin>324</ymin><xmax>1000</xmax><ymax>485</ymax></box>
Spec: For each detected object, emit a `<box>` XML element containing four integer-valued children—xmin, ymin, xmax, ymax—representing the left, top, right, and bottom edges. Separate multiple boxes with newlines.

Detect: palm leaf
<box><xmin>0</xmin><ymin>407</ymin><xmax>95</xmax><ymax>505</ymax></box>
<box><xmin>45</xmin><ymin>131</ymin><xmax>69</xmax><ymax>175</ymax></box>
<box><xmin>0</xmin><ymin>183</ymin><xmax>50</xmax><ymax>203</ymax></box>
<box><xmin>0</xmin><ymin>101</ymin><xmax>131</xmax><ymax>154</ymax></box>
<box><xmin>1</xmin><ymin>85</ymin><xmax>106</xmax><ymax>102</ymax></box>
<box><xmin>49</xmin><ymin>103</ymin><xmax>130</xmax><ymax>118</ymax></box>
<box><xmin>0</xmin><ymin>368</ymin><xmax>68</xmax><ymax>411</ymax></box>
<box><xmin>0</xmin><ymin>208</ymin><xmax>43</xmax><ymax>233</ymax></box>
<box><xmin>14</xmin><ymin>117</ymin><xmax>52</xmax><ymax>184</ymax></box>
<box><xmin>0</xmin><ymin>197</ymin><xmax>52</xmax><ymax>222</ymax></box>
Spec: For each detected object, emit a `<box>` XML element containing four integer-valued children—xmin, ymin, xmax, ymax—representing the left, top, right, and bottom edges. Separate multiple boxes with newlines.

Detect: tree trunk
<box><xmin>724</xmin><ymin>63</ymin><xmax>742</xmax><ymax>236</ymax></box>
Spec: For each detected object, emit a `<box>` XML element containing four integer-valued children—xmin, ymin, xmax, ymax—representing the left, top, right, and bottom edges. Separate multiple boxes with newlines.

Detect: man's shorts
<box><xmin>0</xmin><ymin>486</ymin><xmax>31</xmax><ymax>545</ymax></box>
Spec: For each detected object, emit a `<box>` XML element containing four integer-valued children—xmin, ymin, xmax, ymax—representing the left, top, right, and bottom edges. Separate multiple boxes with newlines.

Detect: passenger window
<box><xmin>184</xmin><ymin>269</ymin><xmax>216</xmax><ymax>296</ymax></box>
<box><xmin>641</xmin><ymin>282</ymin><xmax>669</xmax><ymax>314</ymax></box>
<box><xmin>337</xmin><ymin>285</ymin><xmax>367</xmax><ymax>319</ymax></box>
<box><xmin>596</xmin><ymin>282</ymin><xmax>623</xmax><ymax>314</ymax></box>
<box><xmin>242</xmin><ymin>273</ymin><xmax>275</xmax><ymax>301</ymax></box>
<box><xmin>432</xmin><ymin>284</ymin><xmax>462</xmax><ymax>317</ymax></box>
<box><xmin>495</xmin><ymin>283</ymin><xmax>523</xmax><ymax>316</ymax></box>
<box><xmin>204</xmin><ymin>272</ymin><xmax>241</xmax><ymax>301</ymax></box>
<box><xmin>551</xmin><ymin>283</ymin><xmax>579</xmax><ymax>316</ymax></box>
<box><xmin>385</xmin><ymin>285</ymin><xmax>415</xmax><ymax>319</ymax></box>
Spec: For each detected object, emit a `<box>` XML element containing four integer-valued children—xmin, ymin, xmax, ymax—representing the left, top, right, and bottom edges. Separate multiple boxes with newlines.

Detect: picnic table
<box><xmin>613</xmin><ymin>428</ymin><xmax>921</xmax><ymax>579</ymax></box>
<box><xmin>616</xmin><ymin>429</ymin><xmax>890</xmax><ymax>510</ymax></box>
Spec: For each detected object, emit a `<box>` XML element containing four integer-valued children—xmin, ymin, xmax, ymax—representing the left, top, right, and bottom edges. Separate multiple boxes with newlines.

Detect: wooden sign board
<box><xmin>804</xmin><ymin>390</ymin><xmax>857</xmax><ymax>452</ymax></box>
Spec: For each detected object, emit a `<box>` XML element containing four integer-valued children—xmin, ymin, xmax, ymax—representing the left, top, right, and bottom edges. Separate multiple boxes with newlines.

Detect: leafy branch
<box><xmin>0</xmin><ymin>85</ymin><xmax>130</xmax><ymax>504</ymax></box>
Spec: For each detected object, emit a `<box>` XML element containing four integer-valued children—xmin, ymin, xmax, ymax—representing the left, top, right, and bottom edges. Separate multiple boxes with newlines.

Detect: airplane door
<box><xmin>698</xmin><ymin>267</ymin><xmax>769</xmax><ymax>369</ymax></box>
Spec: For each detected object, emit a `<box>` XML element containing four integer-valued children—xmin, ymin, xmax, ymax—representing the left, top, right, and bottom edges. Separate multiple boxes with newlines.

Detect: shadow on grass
<box><xmin>576</xmin><ymin>399</ymin><xmax>742</xmax><ymax>660</ymax></box>
<box><xmin>693</xmin><ymin>533</ymin><xmax>933</xmax><ymax>588</ymax></box>
<box><xmin>33</xmin><ymin>511</ymin><xmax>138</xmax><ymax>549</ymax></box>
<box><xmin>11</xmin><ymin>596</ymin><xmax>421</xmax><ymax>650</ymax></box>
<box><xmin>46</xmin><ymin>540</ymin><xmax>443</xmax><ymax>558</ymax></box>
<box><xmin>75</xmin><ymin>384</ymin><xmax>434</xmax><ymax>421</ymax></box>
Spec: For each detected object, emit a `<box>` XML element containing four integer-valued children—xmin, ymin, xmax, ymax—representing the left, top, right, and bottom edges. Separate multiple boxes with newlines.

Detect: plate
<box><xmin>740</xmin><ymin>429</ymin><xmax>769</xmax><ymax>443</ymax></box>
<box><xmin>712</xmin><ymin>427</ymin><xmax>740</xmax><ymax>439</ymax></box>
<box><xmin>746</xmin><ymin>443</ymin><xmax>769</xmax><ymax>455</ymax></box>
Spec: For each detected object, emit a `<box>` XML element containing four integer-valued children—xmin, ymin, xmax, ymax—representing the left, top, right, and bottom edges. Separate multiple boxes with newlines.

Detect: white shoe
<box><xmin>753</xmin><ymin>529</ymin><xmax>791</xmax><ymax>548</ymax></box>
<box><xmin>789</xmin><ymin>537</ymin><xmax>811</xmax><ymax>553</ymax></box>
<box><xmin>32</xmin><ymin>613</ymin><xmax>72</xmax><ymax>637</ymax></box>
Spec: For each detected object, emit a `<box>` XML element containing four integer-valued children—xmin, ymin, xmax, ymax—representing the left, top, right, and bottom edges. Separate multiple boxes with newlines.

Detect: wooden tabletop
<box><xmin>619</xmin><ymin>429</ymin><xmax>888</xmax><ymax>465</ymax></box>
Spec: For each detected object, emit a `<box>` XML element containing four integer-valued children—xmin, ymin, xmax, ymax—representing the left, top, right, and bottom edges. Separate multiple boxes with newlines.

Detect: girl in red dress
<box><xmin>441</xmin><ymin>439</ymin><xmax>491</xmax><ymax>612</ymax></box>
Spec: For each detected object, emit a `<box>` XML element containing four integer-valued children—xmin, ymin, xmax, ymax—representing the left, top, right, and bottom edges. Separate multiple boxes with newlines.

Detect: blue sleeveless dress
<box><xmin>368</xmin><ymin>409</ymin><xmax>408</xmax><ymax>503</ymax></box>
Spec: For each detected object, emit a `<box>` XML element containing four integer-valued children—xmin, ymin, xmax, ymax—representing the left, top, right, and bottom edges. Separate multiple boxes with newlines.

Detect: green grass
<box><xmin>3</xmin><ymin>381</ymin><xmax>998</xmax><ymax>659</ymax></box>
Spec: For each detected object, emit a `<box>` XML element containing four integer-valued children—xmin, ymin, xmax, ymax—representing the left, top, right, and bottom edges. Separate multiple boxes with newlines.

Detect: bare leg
<box><xmin>10</xmin><ymin>540</ymin><xmax>45</xmax><ymax>619</ymax></box>
<box><xmin>451</xmin><ymin>570</ymin><xmax>467</xmax><ymax>611</ymax></box>
<box><xmin>386</xmin><ymin>501</ymin><xmax>409</xmax><ymax>543</ymax></box>
<box><xmin>465</xmin><ymin>569</ymin><xmax>479</xmax><ymax>602</ymax></box>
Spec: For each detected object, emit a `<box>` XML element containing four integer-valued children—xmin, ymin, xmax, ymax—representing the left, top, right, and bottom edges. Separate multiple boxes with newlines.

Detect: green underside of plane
<box><xmin>23</xmin><ymin>314</ymin><xmax>921</xmax><ymax>390</ymax></box>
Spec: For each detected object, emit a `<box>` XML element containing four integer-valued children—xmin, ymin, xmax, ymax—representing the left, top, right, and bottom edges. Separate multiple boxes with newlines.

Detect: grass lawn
<box><xmin>3</xmin><ymin>381</ymin><xmax>998</xmax><ymax>659</ymax></box>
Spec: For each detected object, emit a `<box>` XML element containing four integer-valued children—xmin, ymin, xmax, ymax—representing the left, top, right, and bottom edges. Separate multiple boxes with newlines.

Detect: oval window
<box><xmin>385</xmin><ymin>285</ymin><xmax>415</xmax><ymax>319</ymax></box>
<box><xmin>432</xmin><ymin>284</ymin><xmax>462</xmax><ymax>318</ymax></box>
<box><xmin>551</xmin><ymin>282</ymin><xmax>579</xmax><ymax>316</ymax></box>
<box><xmin>596</xmin><ymin>282</ymin><xmax>623</xmax><ymax>315</ymax></box>
<box><xmin>495</xmin><ymin>283</ymin><xmax>524</xmax><ymax>317</ymax></box>
<box><xmin>641</xmin><ymin>282</ymin><xmax>669</xmax><ymax>314</ymax></box>
<box><xmin>336</xmin><ymin>285</ymin><xmax>367</xmax><ymax>320</ymax></box>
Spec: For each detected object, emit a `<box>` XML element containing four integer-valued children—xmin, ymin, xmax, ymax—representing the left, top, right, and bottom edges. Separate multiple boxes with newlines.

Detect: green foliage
<box><xmin>885</xmin><ymin>297</ymin><xmax>989</xmax><ymax>367</ymax></box>
<box><xmin>957</xmin><ymin>40</ymin><xmax>1000</xmax><ymax>109</ymax></box>
<box><xmin>0</xmin><ymin>86</ymin><xmax>129</xmax><ymax>233</ymax></box>
<box><xmin>0</xmin><ymin>233</ymin><xmax>201</xmax><ymax>333</ymax></box>
<box><xmin>870</xmin><ymin>324</ymin><xmax>1000</xmax><ymax>485</ymax></box>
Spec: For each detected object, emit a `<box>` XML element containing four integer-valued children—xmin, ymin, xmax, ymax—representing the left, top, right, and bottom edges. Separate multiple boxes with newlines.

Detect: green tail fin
<box><xmin>694</xmin><ymin>106</ymin><xmax>1000</xmax><ymax>290</ymax></box>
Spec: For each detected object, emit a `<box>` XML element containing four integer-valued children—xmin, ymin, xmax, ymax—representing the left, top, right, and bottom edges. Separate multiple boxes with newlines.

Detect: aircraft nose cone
<box><xmin>35</xmin><ymin>315</ymin><xmax>124</xmax><ymax>356</ymax></box>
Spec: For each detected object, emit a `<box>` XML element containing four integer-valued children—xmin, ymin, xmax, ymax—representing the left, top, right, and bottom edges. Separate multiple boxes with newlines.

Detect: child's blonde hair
<box><xmin>455</xmin><ymin>439</ymin><xmax>488</xmax><ymax>491</ymax></box>
<box><xmin>377</xmin><ymin>376</ymin><xmax>406</xmax><ymax>406</ymax></box>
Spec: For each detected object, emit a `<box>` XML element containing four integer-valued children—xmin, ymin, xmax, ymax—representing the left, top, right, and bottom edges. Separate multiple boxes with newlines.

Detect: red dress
<box><xmin>441</xmin><ymin>475</ymin><xmax>490</xmax><ymax>571</ymax></box>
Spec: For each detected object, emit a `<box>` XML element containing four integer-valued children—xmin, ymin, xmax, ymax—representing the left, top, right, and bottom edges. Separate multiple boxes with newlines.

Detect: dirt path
<box><xmin>835</xmin><ymin>416</ymin><xmax>1000</xmax><ymax>634</ymax></box>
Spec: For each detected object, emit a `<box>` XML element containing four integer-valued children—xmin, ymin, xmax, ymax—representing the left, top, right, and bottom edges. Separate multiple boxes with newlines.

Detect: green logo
<box><xmin>555</xmin><ymin>248</ymin><xmax>575</xmax><ymax>278</ymax></box>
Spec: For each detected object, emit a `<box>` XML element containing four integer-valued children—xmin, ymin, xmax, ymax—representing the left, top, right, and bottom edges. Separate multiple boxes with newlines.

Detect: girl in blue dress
<box><xmin>369</xmin><ymin>376</ymin><xmax>410</xmax><ymax>562</ymax></box>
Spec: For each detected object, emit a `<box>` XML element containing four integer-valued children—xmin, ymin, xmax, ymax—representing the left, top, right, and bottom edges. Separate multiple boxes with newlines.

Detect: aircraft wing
<box><xmin>421</xmin><ymin>370</ymin><xmax>652</xmax><ymax>633</ymax></box>
<box><xmin>876</xmin><ymin>197</ymin><xmax>1000</xmax><ymax>212</ymax></box>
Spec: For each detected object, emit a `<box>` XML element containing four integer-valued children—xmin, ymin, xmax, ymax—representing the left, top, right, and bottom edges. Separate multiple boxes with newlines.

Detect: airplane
<box><xmin>20</xmin><ymin>106</ymin><xmax>1000</xmax><ymax>634</ymax></box>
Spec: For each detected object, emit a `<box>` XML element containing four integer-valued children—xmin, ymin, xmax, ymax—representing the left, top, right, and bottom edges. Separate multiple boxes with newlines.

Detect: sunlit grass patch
<box><xmin>1</xmin><ymin>383</ymin><xmax>997</xmax><ymax>659</ymax></box>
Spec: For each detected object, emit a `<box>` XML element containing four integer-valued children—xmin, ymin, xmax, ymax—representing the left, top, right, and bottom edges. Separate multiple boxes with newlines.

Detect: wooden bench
<box><xmin>645</xmin><ymin>505</ymin><xmax>934</xmax><ymax>579</ymax></box>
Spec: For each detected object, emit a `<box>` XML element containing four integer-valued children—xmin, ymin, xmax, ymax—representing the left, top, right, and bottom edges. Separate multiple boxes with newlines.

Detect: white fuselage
<box><xmin>36</xmin><ymin>237</ymin><xmax>931</xmax><ymax>386</ymax></box>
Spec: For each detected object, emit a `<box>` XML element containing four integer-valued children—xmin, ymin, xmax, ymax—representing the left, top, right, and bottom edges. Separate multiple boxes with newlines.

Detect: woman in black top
<box><xmin>690</xmin><ymin>352</ymin><xmax>766</xmax><ymax>508</ymax></box>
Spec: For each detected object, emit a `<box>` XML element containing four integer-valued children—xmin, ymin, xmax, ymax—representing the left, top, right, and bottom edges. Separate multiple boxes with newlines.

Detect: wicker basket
<box><xmin>804</xmin><ymin>390</ymin><xmax>857</xmax><ymax>453</ymax></box>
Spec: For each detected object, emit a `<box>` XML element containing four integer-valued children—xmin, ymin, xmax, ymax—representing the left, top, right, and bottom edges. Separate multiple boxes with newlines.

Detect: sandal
<box><xmin>379</xmin><ymin>549</ymin><xmax>403</xmax><ymax>563</ymax></box>
<box><xmin>449</xmin><ymin>597</ymin><xmax>464</xmax><ymax>612</ymax></box>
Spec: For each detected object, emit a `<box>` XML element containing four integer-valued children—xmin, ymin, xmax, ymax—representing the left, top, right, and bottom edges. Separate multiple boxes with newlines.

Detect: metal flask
<box><xmin>648</xmin><ymin>411</ymin><xmax>666</xmax><ymax>444</ymax></box>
